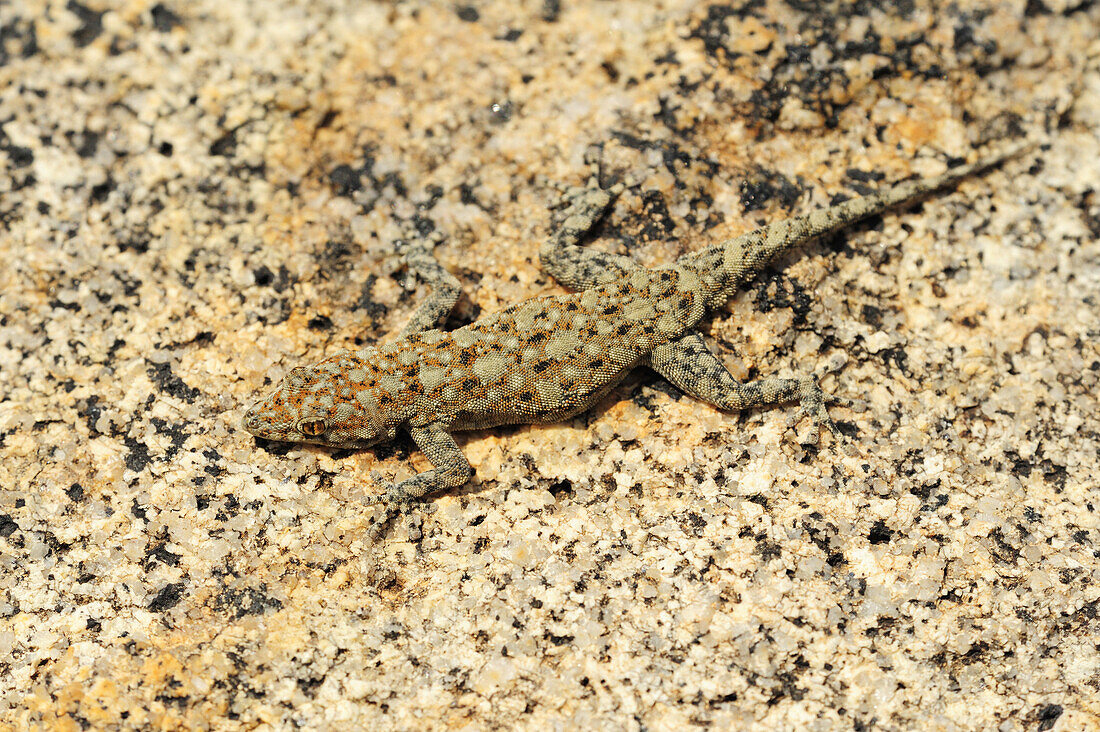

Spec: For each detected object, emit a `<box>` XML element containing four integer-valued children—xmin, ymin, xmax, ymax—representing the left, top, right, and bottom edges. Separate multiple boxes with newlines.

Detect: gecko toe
<box><xmin>404</xmin><ymin>513</ymin><xmax>423</xmax><ymax>542</ymax></box>
<box><xmin>365</xmin><ymin>507</ymin><xmax>394</xmax><ymax>542</ymax></box>
<box><xmin>828</xmin><ymin>393</ymin><xmax>867</xmax><ymax>411</ymax></box>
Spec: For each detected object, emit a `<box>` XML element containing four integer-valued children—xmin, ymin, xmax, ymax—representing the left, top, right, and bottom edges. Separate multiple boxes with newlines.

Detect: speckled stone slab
<box><xmin>1</xmin><ymin>1</ymin><xmax>1098</xmax><ymax>729</ymax></box>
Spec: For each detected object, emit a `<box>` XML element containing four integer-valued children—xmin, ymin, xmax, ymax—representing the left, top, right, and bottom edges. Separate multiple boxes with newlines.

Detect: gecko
<box><xmin>242</xmin><ymin>143</ymin><xmax>1028</xmax><ymax>536</ymax></box>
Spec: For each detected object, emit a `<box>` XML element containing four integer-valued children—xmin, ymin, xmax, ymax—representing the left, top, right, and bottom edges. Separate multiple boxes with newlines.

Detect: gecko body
<box><xmin>242</xmin><ymin>145</ymin><xmax>1026</xmax><ymax>524</ymax></box>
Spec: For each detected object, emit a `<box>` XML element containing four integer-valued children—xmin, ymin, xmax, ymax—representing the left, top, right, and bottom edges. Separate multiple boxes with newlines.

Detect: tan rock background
<box><xmin>1</xmin><ymin>0</ymin><xmax>1097</xmax><ymax>728</ymax></box>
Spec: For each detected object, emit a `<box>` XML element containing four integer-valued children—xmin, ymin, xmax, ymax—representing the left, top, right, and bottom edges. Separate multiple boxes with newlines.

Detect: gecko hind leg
<box><xmin>394</xmin><ymin>232</ymin><xmax>463</xmax><ymax>339</ymax></box>
<box><xmin>539</xmin><ymin>174</ymin><xmax>640</xmax><ymax>291</ymax></box>
<box><xmin>646</xmin><ymin>331</ymin><xmax>854</xmax><ymax>438</ymax></box>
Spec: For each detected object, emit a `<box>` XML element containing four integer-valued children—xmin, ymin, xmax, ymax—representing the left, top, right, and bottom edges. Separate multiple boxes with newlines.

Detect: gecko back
<box><xmin>243</xmin><ymin>264</ymin><xmax>710</xmax><ymax>444</ymax></box>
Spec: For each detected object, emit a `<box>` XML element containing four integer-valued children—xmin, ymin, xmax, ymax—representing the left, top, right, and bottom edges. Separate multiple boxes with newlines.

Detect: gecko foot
<box><xmin>363</xmin><ymin>485</ymin><xmax>439</xmax><ymax>542</ymax></box>
<box><xmin>786</xmin><ymin>376</ymin><xmax>853</xmax><ymax>439</ymax></box>
<box><xmin>363</xmin><ymin>487</ymin><xmax>415</xmax><ymax>541</ymax></box>
<box><xmin>363</xmin><ymin>484</ymin><xmax>416</xmax><ymax>506</ymax></box>
<box><xmin>543</xmin><ymin>158</ymin><xmax>640</xmax><ymax>212</ymax></box>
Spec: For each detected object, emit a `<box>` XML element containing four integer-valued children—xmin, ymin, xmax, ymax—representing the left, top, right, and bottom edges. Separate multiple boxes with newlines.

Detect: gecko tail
<box><xmin>681</xmin><ymin>141</ymin><xmax>1034</xmax><ymax>306</ymax></box>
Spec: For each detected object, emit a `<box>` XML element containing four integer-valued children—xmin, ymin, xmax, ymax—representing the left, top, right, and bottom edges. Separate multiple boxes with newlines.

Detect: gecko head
<box><xmin>241</xmin><ymin>352</ymin><xmax>398</xmax><ymax>448</ymax></box>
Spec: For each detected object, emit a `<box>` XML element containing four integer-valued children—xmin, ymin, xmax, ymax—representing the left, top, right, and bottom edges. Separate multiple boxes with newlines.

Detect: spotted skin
<box><xmin>243</xmin><ymin>144</ymin><xmax>1029</xmax><ymax>537</ymax></box>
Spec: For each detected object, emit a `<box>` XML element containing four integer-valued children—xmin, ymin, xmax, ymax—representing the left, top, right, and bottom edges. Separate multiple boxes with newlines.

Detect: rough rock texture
<box><xmin>1</xmin><ymin>1</ymin><xmax>1097</xmax><ymax>729</ymax></box>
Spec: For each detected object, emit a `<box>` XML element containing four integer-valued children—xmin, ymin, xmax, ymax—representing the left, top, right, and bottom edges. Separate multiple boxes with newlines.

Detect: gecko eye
<box><xmin>297</xmin><ymin>418</ymin><xmax>327</xmax><ymax>437</ymax></box>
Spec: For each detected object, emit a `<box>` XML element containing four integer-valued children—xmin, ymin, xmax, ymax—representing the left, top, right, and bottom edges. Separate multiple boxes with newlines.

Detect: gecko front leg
<box><xmin>363</xmin><ymin>421</ymin><xmax>471</xmax><ymax>539</ymax></box>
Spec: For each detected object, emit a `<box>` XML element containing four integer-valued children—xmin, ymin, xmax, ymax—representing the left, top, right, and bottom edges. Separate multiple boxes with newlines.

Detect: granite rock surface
<box><xmin>1</xmin><ymin>1</ymin><xmax>1098</xmax><ymax>729</ymax></box>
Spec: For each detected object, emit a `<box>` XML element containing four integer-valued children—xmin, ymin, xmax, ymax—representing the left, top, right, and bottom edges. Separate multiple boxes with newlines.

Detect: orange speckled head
<box><xmin>241</xmin><ymin>351</ymin><xmax>398</xmax><ymax>447</ymax></box>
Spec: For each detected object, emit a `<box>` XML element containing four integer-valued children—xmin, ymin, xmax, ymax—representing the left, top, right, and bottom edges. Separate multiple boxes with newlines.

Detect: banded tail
<box><xmin>681</xmin><ymin>142</ymin><xmax>1033</xmax><ymax>306</ymax></box>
